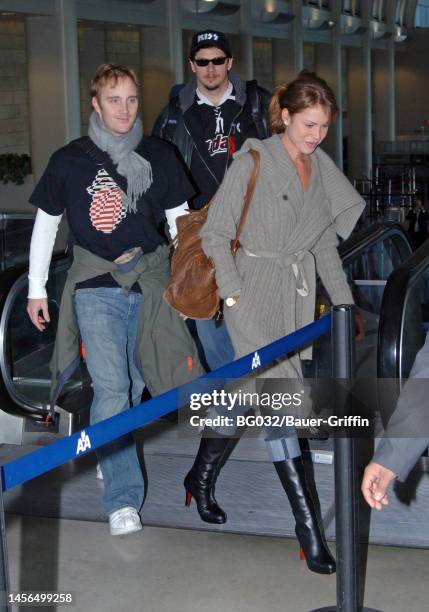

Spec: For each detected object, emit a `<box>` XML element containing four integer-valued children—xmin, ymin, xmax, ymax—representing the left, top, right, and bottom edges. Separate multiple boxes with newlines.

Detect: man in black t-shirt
<box><xmin>153</xmin><ymin>29</ymin><xmax>270</xmax><ymax>372</ymax></box>
<box><xmin>27</xmin><ymin>64</ymin><xmax>194</xmax><ymax>536</ymax></box>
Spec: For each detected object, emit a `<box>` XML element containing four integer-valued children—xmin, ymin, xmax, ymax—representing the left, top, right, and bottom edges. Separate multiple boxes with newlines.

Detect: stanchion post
<box><xmin>311</xmin><ymin>305</ymin><xmax>382</xmax><ymax>612</ymax></box>
<box><xmin>0</xmin><ymin>468</ymin><xmax>11</xmax><ymax>612</ymax></box>
<box><xmin>332</xmin><ymin>305</ymin><xmax>359</xmax><ymax>611</ymax></box>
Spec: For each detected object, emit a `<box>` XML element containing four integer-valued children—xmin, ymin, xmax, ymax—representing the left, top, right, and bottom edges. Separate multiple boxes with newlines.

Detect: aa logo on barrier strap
<box><xmin>251</xmin><ymin>351</ymin><xmax>261</xmax><ymax>370</ymax></box>
<box><xmin>76</xmin><ymin>430</ymin><xmax>91</xmax><ymax>455</ymax></box>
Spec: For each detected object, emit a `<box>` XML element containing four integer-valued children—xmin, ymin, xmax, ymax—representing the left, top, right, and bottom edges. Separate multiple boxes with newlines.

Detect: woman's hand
<box><xmin>355</xmin><ymin>309</ymin><xmax>365</xmax><ymax>341</ymax></box>
<box><xmin>27</xmin><ymin>298</ymin><xmax>50</xmax><ymax>331</ymax></box>
<box><xmin>179</xmin><ymin>313</ymin><xmax>189</xmax><ymax>321</ymax></box>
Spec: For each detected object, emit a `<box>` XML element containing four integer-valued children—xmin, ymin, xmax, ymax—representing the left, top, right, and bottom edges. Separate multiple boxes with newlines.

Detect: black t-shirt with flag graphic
<box><xmin>30</xmin><ymin>136</ymin><xmax>194</xmax><ymax>260</ymax></box>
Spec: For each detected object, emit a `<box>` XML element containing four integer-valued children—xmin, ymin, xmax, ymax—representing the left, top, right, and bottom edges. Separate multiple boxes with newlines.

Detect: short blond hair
<box><xmin>90</xmin><ymin>63</ymin><xmax>139</xmax><ymax>100</ymax></box>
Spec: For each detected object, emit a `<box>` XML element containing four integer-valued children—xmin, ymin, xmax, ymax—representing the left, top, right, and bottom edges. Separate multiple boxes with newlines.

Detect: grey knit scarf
<box><xmin>88</xmin><ymin>111</ymin><xmax>153</xmax><ymax>213</ymax></box>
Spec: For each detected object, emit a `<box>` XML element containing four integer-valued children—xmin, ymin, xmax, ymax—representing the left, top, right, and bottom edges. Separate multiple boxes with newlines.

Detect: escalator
<box><xmin>305</xmin><ymin>221</ymin><xmax>414</xmax><ymax>455</ymax></box>
<box><xmin>0</xmin><ymin>221</ymin><xmax>413</xmax><ymax>445</ymax></box>
<box><xmin>0</xmin><ymin>255</ymin><xmax>91</xmax><ymax>444</ymax></box>
<box><xmin>0</xmin><ymin>213</ymin><xmax>35</xmax><ymax>272</ymax></box>
<box><xmin>378</xmin><ymin>238</ymin><xmax>429</xmax><ymax>458</ymax></box>
<box><xmin>348</xmin><ymin>238</ymin><xmax>429</xmax><ymax>548</ymax></box>
<box><xmin>311</xmin><ymin>221</ymin><xmax>413</xmax><ymax>383</ymax></box>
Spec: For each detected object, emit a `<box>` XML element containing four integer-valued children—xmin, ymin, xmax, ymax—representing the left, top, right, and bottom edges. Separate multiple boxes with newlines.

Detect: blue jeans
<box><xmin>195</xmin><ymin>318</ymin><xmax>235</xmax><ymax>371</ymax></box>
<box><xmin>74</xmin><ymin>287</ymin><xmax>145</xmax><ymax>515</ymax></box>
<box><xmin>196</xmin><ymin>318</ymin><xmax>300</xmax><ymax>461</ymax></box>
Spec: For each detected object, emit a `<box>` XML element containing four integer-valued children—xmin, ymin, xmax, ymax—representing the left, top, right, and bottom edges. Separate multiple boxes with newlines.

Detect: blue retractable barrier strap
<box><xmin>1</xmin><ymin>315</ymin><xmax>331</xmax><ymax>492</ymax></box>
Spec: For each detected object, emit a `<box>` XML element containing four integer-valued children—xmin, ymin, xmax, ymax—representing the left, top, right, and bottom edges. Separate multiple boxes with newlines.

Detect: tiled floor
<box><xmin>4</xmin><ymin>514</ymin><xmax>429</xmax><ymax>612</ymax></box>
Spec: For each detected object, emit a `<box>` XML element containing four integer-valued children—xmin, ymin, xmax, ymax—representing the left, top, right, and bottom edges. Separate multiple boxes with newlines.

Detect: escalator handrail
<box><xmin>338</xmin><ymin>220</ymin><xmax>412</xmax><ymax>264</ymax></box>
<box><xmin>0</xmin><ymin>253</ymin><xmax>70</xmax><ymax>422</ymax></box>
<box><xmin>378</xmin><ymin>239</ymin><xmax>429</xmax><ymax>381</ymax></box>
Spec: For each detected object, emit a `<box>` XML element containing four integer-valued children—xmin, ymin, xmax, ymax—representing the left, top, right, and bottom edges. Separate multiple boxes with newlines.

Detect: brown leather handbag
<box><xmin>163</xmin><ymin>149</ymin><xmax>260</xmax><ymax>320</ymax></box>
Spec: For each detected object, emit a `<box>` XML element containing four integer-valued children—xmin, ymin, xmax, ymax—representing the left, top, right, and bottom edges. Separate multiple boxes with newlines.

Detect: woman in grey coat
<box><xmin>184</xmin><ymin>71</ymin><xmax>365</xmax><ymax>574</ymax></box>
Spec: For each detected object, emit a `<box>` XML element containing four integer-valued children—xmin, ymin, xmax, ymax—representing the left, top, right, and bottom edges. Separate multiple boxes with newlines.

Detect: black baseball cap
<box><xmin>189</xmin><ymin>30</ymin><xmax>232</xmax><ymax>60</ymax></box>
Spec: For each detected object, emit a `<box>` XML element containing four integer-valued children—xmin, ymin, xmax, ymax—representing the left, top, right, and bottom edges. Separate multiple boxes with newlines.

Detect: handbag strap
<box><xmin>231</xmin><ymin>149</ymin><xmax>260</xmax><ymax>255</ymax></box>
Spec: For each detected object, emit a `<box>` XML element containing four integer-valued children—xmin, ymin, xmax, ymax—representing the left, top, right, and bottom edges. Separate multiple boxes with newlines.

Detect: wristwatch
<box><xmin>225</xmin><ymin>295</ymin><xmax>240</xmax><ymax>308</ymax></box>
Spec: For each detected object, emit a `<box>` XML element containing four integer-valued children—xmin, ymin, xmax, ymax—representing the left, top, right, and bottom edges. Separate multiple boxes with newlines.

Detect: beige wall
<box><xmin>253</xmin><ymin>38</ymin><xmax>273</xmax><ymax>92</ymax></box>
<box><xmin>272</xmin><ymin>38</ymin><xmax>295</xmax><ymax>88</ymax></box>
<box><xmin>78</xmin><ymin>26</ymin><xmax>105</xmax><ymax>134</ymax></box>
<box><xmin>78</xmin><ymin>25</ymin><xmax>141</xmax><ymax>134</ymax></box>
<box><xmin>141</xmin><ymin>26</ymin><xmax>173</xmax><ymax>134</ymax></box>
<box><xmin>26</xmin><ymin>15</ymin><xmax>67</xmax><ymax>181</ymax></box>
<box><xmin>0</xmin><ymin>19</ymin><xmax>30</xmax><ymax>155</ymax></box>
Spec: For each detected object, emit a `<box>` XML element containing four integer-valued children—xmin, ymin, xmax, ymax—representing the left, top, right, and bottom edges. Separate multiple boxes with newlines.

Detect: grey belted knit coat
<box><xmin>200</xmin><ymin>134</ymin><xmax>366</xmax><ymax>380</ymax></box>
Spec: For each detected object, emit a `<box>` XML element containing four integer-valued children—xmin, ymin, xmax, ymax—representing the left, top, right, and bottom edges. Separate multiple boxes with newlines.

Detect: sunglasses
<box><xmin>193</xmin><ymin>56</ymin><xmax>228</xmax><ymax>67</ymax></box>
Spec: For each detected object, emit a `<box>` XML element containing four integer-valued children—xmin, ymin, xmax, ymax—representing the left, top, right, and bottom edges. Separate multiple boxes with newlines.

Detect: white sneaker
<box><xmin>109</xmin><ymin>507</ymin><xmax>142</xmax><ymax>536</ymax></box>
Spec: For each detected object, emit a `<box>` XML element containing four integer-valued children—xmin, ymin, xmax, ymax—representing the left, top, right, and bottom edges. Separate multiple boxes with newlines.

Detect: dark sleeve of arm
<box><xmin>29</xmin><ymin>152</ymin><xmax>67</xmax><ymax>216</ymax></box>
<box><xmin>373</xmin><ymin>333</ymin><xmax>429</xmax><ymax>480</ymax></box>
<box><xmin>163</xmin><ymin>145</ymin><xmax>195</xmax><ymax>209</ymax></box>
<box><xmin>373</xmin><ymin>436</ymin><xmax>429</xmax><ymax>482</ymax></box>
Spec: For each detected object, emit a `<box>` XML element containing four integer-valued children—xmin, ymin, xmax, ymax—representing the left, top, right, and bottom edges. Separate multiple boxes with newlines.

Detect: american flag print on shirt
<box><xmin>87</xmin><ymin>169</ymin><xmax>127</xmax><ymax>234</ymax></box>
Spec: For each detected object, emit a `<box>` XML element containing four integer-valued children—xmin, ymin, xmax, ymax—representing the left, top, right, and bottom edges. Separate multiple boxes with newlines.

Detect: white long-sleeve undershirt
<box><xmin>28</xmin><ymin>209</ymin><xmax>62</xmax><ymax>299</ymax></box>
<box><xmin>165</xmin><ymin>202</ymin><xmax>189</xmax><ymax>240</ymax></box>
<box><xmin>27</xmin><ymin>203</ymin><xmax>189</xmax><ymax>299</ymax></box>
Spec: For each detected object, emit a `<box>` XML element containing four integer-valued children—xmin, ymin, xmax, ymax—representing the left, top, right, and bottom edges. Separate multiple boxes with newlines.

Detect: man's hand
<box><xmin>361</xmin><ymin>461</ymin><xmax>397</xmax><ymax>510</ymax></box>
<box><xmin>27</xmin><ymin>298</ymin><xmax>50</xmax><ymax>331</ymax></box>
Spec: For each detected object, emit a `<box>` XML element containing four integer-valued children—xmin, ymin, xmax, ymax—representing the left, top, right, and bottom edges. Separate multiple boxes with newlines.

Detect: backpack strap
<box><xmin>246</xmin><ymin>80</ymin><xmax>269</xmax><ymax>140</ymax></box>
<box><xmin>152</xmin><ymin>83</ymin><xmax>185</xmax><ymax>141</ymax></box>
<box><xmin>164</xmin><ymin>97</ymin><xmax>180</xmax><ymax>142</ymax></box>
<box><xmin>158</xmin><ymin>92</ymin><xmax>183</xmax><ymax>143</ymax></box>
<box><xmin>76</xmin><ymin>136</ymin><xmax>128</xmax><ymax>193</ymax></box>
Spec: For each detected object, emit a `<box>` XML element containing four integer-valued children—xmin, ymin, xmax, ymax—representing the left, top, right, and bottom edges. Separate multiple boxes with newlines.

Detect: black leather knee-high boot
<box><xmin>274</xmin><ymin>457</ymin><xmax>336</xmax><ymax>574</ymax></box>
<box><xmin>184</xmin><ymin>433</ymin><xmax>237</xmax><ymax>524</ymax></box>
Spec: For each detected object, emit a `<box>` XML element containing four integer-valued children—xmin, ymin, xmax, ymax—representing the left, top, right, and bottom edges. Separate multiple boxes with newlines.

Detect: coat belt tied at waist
<box><xmin>242</xmin><ymin>246</ymin><xmax>316</xmax><ymax>359</ymax></box>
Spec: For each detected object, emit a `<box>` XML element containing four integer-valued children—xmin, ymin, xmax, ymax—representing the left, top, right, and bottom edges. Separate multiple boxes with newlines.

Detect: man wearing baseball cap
<box><xmin>153</xmin><ymin>29</ymin><xmax>270</xmax><ymax>371</ymax></box>
<box><xmin>153</xmin><ymin>29</ymin><xmax>270</xmax><ymax>528</ymax></box>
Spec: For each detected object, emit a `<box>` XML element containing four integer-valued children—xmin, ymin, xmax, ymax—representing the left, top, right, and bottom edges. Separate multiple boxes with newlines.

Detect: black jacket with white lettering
<box><xmin>152</xmin><ymin>72</ymin><xmax>270</xmax><ymax>208</ymax></box>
